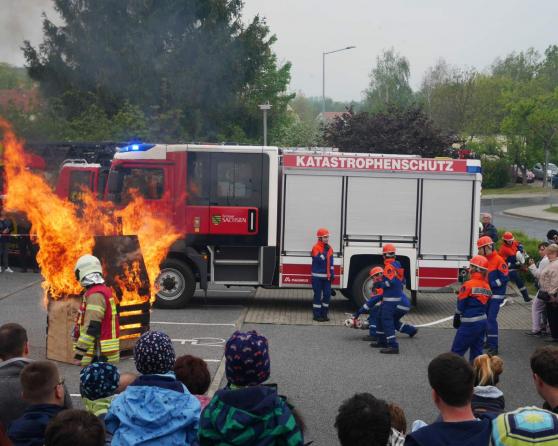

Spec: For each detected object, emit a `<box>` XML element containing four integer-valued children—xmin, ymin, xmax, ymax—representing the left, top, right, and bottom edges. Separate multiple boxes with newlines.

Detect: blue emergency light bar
<box><xmin>117</xmin><ymin>143</ymin><xmax>155</xmax><ymax>152</ymax></box>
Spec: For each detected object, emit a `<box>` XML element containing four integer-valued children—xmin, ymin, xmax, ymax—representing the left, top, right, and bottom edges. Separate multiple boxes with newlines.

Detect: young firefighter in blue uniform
<box><xmin>383</xmin><ymin>244</ymin><xmax>418</xmax><ymax>339</ymax></box>
<box><xmin>451</xmin><ymin>255</ymin><xmax>492</xmax><ymax>362</ymax></box>
<box><xmin>498</xmin><ymin>231</ymin><xmax>531</xmax><ymax>302</ymax></box>
<box><xmin>311</xmin><ymin>228</ymin><xmax>334</xmax><ymax>322</ymax></box>
<box><xmin>354</xmin><ymin>245</ymin><xmax>418</xmax><ymax>343</ymax></box>
<box><xmin>370</xmin><ymin>254</ymin><xmax>406</xmax><ymax>354</ymax></box>
<box><xmin>478</xmin><ymin>236</ymin><xmax>509</xmax><ymax>356</ymax></box>
<box><xmin>352</xmin><ymin>267</ymin><xmax>384</xmax><ymax>340</ymax></box>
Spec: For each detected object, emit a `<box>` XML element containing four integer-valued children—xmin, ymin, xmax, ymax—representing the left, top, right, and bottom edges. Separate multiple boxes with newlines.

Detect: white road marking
<box><xmin>172</xmin><ymin>337</ymin><xmax>225</xmax><ymax>347</ymax></box>
<box><xmin>151</xmin><ymin>321</ymin><xmax>236</xmax><ymax>327</ymax></box>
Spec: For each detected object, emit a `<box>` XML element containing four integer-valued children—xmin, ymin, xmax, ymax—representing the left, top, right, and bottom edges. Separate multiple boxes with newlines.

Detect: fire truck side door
<box><xmin>185</xmin><ymin>152</ymin><xmax>211</xmax><ymax>235</ymax></box>
<box><xmin>67</xmin><ymin>169</ymin><xmax>96</xmax><ymax>205</ymax></box>
<box><xmin>208</xmin><ymin>153</ymin><xmax>262</xmax><ymax>236</ymax></box>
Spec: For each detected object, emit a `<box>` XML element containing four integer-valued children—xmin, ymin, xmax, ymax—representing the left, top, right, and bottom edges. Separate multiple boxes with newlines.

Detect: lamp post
<box><xmin>322</xmin><ymin>45</ymin><xmax>356</xmax><ymax>115</ymax></box>
<box><xmin>259</xmin><ymin>102</ymin><xmax>272</xmax><ymax>146</ymax></box>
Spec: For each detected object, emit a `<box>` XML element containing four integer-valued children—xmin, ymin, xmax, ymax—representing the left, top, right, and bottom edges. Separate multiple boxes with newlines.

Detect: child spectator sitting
<box><xmin>7</xmin><ymin>361</ymin><xmax>66</xmax><ymax>446</ymax></box>
<box><xmin>471</xmin><ymin>354</ymin><xmax>505</xmax><ymax>418</ymax></box>
<box><xmin>198</xmin><ymin>330</ymin><xmax>304</xmax><ymax>445</ymax></box>
<box><xmin>45</xmin><ymin>409</ymin><xmax>105</xmax><ymax>446</ymax></box>
<box><xmin>389</xmin><ymin>402</ymin><xmax>407</xmax><ymax>438</ymax></box>
<box><xmin>104</xmin><ymin>331</ymin><xmax>200</xmax><ymax>446</ymax></box>
<box><xmin>491</xmin><ymin>406</ymin><xmax>558</xmax><ymax>445</ymax></box>
<box><xmin>174</xmin><ymin>355</ymin><xmax>211</xmax><ymax>410</ymax></box>
<box><xmin>80</xmin><ymin>362</ymin><xmax>120</xmax><ymax>420</ymax></box>
<box><xmin>335</xmin><ymin>393</ymin><xmax>396</xmax><ymax>446</ymax></box>
<box><xmin>404</xmin><ymin>353</ymin><xmax>492</xmax><ymax>446</ymax></box>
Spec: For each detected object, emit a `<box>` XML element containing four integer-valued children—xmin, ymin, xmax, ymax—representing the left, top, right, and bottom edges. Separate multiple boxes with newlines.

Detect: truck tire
<box><xmin>351</xmin><ymin>266</ymin><xmax>376</xmax><ymax>308</ymax></box>
<box><xmin>340</xmin><ymin>289</ymin><xmax>353</xmax><ymax>300</ymax></box>
<box><xmin>155</xmin><ymin>259</ymin><xmax>196</xmax><ymax>309</ymax></box>
<box><xmin>411</xmin><ymin>289</ymin><xmax>418</xmax><ymax>307</ymax></box>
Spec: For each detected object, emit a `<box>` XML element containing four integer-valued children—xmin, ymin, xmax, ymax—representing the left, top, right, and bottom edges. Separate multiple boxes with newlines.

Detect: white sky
<box><xmin>2</xmin><ymin>0</ymin><xmax>558</xmax><ymax>102</ymax></box>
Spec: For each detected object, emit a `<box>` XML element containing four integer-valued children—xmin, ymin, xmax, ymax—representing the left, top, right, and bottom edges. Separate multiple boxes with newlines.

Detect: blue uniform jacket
<box><xmin>486</xmin><ymin>252</ymin><xmax>509</xmax><ymax>295</ymax></box>
<box><xmin>381</xmin><ymin>261</ymin><xmax>404</xmax><ymax>299</ymax></box>
<box><xmin>311</xmin><ymin>242</ymin><xmax>334</xmax><ymax>279</ymax></box>
<box><xmin>456</xmin><ymin>273</ymin><xmax>492</xmax><ymax>318</ymax></box>
<box><xmin>354</xmin><ymin>290</ymin><xmax>383</xmax><ymax>317</ymax></box>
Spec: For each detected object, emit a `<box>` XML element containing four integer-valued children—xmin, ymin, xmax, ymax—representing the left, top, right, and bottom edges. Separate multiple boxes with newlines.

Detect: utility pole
<box><xmin>322</xmin><ymin>46</ymin><xmax>356</xmax><ymax>116</ymax></box>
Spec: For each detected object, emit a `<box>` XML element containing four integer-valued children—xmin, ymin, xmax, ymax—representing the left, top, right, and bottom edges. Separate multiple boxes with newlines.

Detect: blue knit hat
<box><xmin>80</xmin><ymin>362</ymin><xmax>120</xmax><ymax>401</ymax></box>
<box><xmin>225</xmin><ymin>330</ymin><xmax>270</xmax><ymax>386</ymax></box>
<box><xmin>134</xmin><ymin>331</ymin><xmax>176</xmax><ymax>375</ymax></box>
<box><xmin>492</xmin><ymin>406</ymin><xmax>558</xmax><ymax>445</ymax></box>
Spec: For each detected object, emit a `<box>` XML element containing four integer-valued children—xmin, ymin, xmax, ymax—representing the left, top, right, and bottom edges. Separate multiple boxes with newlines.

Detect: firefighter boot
<box><xmin>380</xmin><ymin>346</ymin><xmax>399</xmax><ymax>354</ymax></box>
<box><xmin>520</xmin><ymin>287</ymin><xmax>532</xmax><ymax>303</ymax></box>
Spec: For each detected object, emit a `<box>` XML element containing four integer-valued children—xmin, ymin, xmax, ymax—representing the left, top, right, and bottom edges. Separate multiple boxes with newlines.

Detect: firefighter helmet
<box><xmin>503</xmin><ymin>231</ymin><xmax>514</xmax><ymax>242</ymax></box>
<box><xmin>477</xmin><ymin>236</ymin><xmax>494</xmax><ymax>249</ymax></box>
<box><xmin>369</xmin><ymin>266</ymin><xmax>383</xmax><ymax>277</ymax></box>
<box><xmin>382</xmin><ymin>244</ymin><xmax>396</xmax><ymax>256</ymax></box>
<box><xmin>74</xmin><ymin>255</ymin><xmax>103</xmax><ymax>282</ymax></box>
<box><xmin>316</xmin><ymin>228</ymin><xmax>330</xmax><ymax>238</ymax></box>
<box><xmin>469</xmin><ymin>255</ymin><xmax>488</xmax><ymax>271</ymax></box>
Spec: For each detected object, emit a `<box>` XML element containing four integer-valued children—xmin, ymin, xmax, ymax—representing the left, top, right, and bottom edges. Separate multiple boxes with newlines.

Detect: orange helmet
<box><xmin>382</xmin><ymin>244</ymin><xmax>396</xmax><ymax>256</ymax></box>
<box><xmin>369</xmin><ymin>266</ymin><xmax>383</xmax><ymax>277</ymax></box>
<box><xmin>502</xmin><ymin>231</ymin><xmax>514</xmax><ymax>242</ymax></box>
<box><xmin>316</xmin><ymin>228</ymin><xmax>329</xmax><ymax>238</ymax></box>
<box><xmin>469</xmin><ymin>255</ymin><xmax>488</xmax><ymax>271</ymax></box>
<box><xmin>477</xmin><ymin>236</ymin><xmax>494</xmax><ymax>249</ymax></box>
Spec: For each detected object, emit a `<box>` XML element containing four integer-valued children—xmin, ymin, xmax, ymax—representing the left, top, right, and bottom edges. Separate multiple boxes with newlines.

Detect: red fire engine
<box><xmin>56</xmin><ymin>144</ymin><xmax>482</xmax><ymax>308</ymax></box>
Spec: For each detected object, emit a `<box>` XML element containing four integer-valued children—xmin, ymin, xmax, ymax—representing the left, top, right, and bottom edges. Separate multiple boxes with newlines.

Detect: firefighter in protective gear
<box><xmin>352</xmin><ymin>267</ymin><xmax>384</xmax><ymax>340</ymax></box>
<box><xmin>477</xmin><ymin>236</ymin><xmax>509</xmax><ymax>355</ymax></box>
<box><xmin>498</xmin><ymin>231</ymin><xmax>531</xmax><ymax>303</ymax></box>
<box><xmin>382</xmin><ymin>244</ymin><xmax>418</xmax><ymax>339</ymax></box>
<box><xmin>370</xmin><ymin>251</ymin><xmax>406</xmax><ymax>354</ymax></box>
<box><xmin>73</xmin><ymin>255</ymin><xmax>120</xmax><ymax>366</ymax></box>
<box><xmin>311</xmin><ymin>228</ymin><xmax>334</xmax><ymax>322</ymax></box>
<box><xmin>451</xmin><ymin>255</ymin><xmax>492</xmax><ymax>362</ymax></box>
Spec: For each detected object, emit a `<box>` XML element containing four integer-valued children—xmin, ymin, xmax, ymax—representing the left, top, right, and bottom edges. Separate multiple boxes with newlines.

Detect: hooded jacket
<box><xmin>471</xmin><ymin>386</ymin><xmax>505</xmax><ymax>419</ymax></box>
<box><xmin>0</xmin><ymin>357</ymin><xmax>72</xmax><ymax>429</ymax></box>
<box><xmin>7</xmin><ymin>403</ymin><xmax>64</xmax><ymax>446</ymax></box>
<box><xmin>105</xmin><ymin>373</ymin><xmax>200</xmax><ymax>446</ymax></box>
<box><xmin>404</xmin><ymin>418</ymin><xmax>492</xmax><ymax>446</ymax></box>
<box><xmin>199</xmin><ymin>385</ymin><xmax>304</xmax><ymax>446</ymax></box>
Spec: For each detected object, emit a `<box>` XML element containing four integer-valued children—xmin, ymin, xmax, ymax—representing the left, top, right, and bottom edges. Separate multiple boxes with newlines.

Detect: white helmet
<box><xmin>74</xmin><ymin>255</ymin><xmax>103</xmax><ymax>283</ymax></box>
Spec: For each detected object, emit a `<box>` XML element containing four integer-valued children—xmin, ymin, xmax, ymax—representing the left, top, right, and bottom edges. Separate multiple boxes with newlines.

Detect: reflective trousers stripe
<box><xmin>383</xmin><ymin>298</ymin><xmax>400</xmax><ymax>302</ymax></box>
<box><xmin>461</xmin><ymin>315</ymin><xmax>487</xmax><ymax>323</ymax></box>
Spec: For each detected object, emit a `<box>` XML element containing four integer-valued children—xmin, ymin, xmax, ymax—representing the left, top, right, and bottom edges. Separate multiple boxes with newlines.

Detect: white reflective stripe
<box><xmin>370</xmin><ymin>324</ymin><xmax>377</xmax><ymax>328</ymax></box>
<box><xmin>400</xmin><ymin>323</ymin><xmax>406</xmax><ymax>330</ymax></box>
<box><xmin>492</xmin><ymin>295</ymin><xmax>505</xmax><ymax>300</ymax></box>
<box><xmin>519</xmin><ymin>287</ymin><xmax>527</xmax><ymax>291</ymax></box>
<box><xmin>376</xmin><ymin>331</ymin><xmax>384</xmax><ymax>334</ymax></box>
<box><xmin>363</xmin><ymin>304</ymin><xmax>370</xmax><ymax>310</ymax></box>
<box><xmin>312</xmin><ymin>273</ymin><xmax>328</xmax><ymax>278</ymax></box>
<box><xmin>461</xmin><ymin>315</ymin><xmax>487</xmax><ymax>323</ymax></box>
<box><xmin>313</xmin><ymin>304</ymin><xmax>322</xmax><ymax>309</ymax></box>
<box><xmin>387</xmin><ymin>336</ymin><xmax>396</xmax><ymax>339</ymax></box>
<box><xmin>397</xmin><ymin>305</ymin><xmax>410</xmax><ymax>311</ymax></box>
<box><xmin>384</xmin><ymin>281</ymin><xmax>391</xmax><ymax>287</ymax></box>
<box><xmin>487</xmin><ymin>334</ymin><xmax>498</xmax><ymax>337</ymax></box>
<box><xmin>495</xmin><ymin>279</ymin><xmax>502</xmax><ymax>287</ymax></box>
<box><xmin>374</xmin><ymin>302</ymin><xmax>381</xmax><ymax>307</ymax></box>
<box><xmin>383</xmin><ymin>298</ymin><xmax>400</xmax><ymax>302</ymax></box>
<box><xmin>322</xmin><ymin>303</ymin><xmax>329</xmax><ymax>308</ymax></box>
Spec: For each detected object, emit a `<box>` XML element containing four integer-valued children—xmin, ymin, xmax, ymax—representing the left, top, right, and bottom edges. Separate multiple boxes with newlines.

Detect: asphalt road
<box><xmin>481</xmin><ymin>195</ymin><xmax>558</xmax><ymax>239</ymax></box>
<box><xmin>0</xmin><ymin>272</ymin><xmax>547</xmax><ymax>445</ymax></box>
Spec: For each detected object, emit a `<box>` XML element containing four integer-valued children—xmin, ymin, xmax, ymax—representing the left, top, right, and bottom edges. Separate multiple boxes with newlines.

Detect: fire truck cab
<box><xmin>56</xmin><ymin>143</ymin><xmax>482</xmax><ymax>308</ymax></box>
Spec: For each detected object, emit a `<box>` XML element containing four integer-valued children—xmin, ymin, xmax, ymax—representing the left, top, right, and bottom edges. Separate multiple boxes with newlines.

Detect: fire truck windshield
<box><xmin>108</xmin><ymin>167</ymin><xmax>164</xmax><ymax>204</ymax></box>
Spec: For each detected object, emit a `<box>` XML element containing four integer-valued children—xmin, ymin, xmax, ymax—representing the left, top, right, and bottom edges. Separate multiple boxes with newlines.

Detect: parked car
<box><xmin>533</xmin><ymin>162</ymin><xmax>558</xmax><ymax>180</ymax></box>
<box><xmin>512</xmin><ymin>165</ymin><xmax>535</xmax><ymax>183</ymax></box>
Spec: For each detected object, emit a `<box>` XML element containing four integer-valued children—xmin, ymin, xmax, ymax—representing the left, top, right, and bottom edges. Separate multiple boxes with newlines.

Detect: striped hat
<box><xmin>492</xmin><ymin>406</ymin><xmax>558</xmax><ymax>445</ymax></box>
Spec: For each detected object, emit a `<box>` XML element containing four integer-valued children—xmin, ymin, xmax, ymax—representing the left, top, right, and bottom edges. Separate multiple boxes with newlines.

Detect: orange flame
<box><xmin>0</xmin><ymin>118</ymin><xmax>180</xmax><ymax>303</ymax></box>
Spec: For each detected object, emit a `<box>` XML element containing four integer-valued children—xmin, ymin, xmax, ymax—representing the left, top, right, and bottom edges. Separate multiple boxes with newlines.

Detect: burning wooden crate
<box><xmin>46</xmin><ymin>235</ymin><xmax>152</xmax><ymax>363</ymax></box>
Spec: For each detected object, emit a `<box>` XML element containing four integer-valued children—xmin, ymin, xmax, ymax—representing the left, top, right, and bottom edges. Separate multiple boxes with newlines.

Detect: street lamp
<box><xmin>322</xmin><ymin>46</ymin><xmax>356</xmax><ymax>115</ymax></box>
<box><xmin>259</xmin><ymin>102</ymin><xmax>272</xmax><ymax>146</ymax></box>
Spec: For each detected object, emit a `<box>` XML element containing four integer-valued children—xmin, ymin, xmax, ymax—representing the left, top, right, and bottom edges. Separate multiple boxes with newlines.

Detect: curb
<box><xmin>207</xmin><ymin>306</ymin><xmax>249</xmax><ymax>397</ymax></box>
<box><xmin>0</xmin><ymin>279</ymin><xmax>42</xmax><ymax>302</ymax></box>
<box><xmin>503</xmin><ymin>210</ymin><xmax>558</xmax><ymax>223</ymax></box>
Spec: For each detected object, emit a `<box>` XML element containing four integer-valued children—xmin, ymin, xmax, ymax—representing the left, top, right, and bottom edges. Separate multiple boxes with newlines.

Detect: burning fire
<box><xmin>0</xmin><ymin>118</ymin><xmax>179</xmax><ymax>303</ymax></box>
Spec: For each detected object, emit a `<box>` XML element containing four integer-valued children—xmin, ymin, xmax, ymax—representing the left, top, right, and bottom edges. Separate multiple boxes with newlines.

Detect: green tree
<box><xmin>22</xmin><ymin>0</ymin><xmax>292</xmax><ymax>141</ymax></box>
<box><xmin>0</xmin><ymin>63</ymin><xmax>33</xmax><ymax>89</ymax></box>
<box><xmin>364</xmin><ymin>48</ymin><xmax>414</xmax><ymax>113</ymax></box>
<box><xmin>491</xmin><ymin>48</ymin><xmax>541</xmax><ymax>82</ymax></box>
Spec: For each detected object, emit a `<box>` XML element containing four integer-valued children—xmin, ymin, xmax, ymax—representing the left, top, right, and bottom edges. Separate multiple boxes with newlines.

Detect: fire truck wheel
<box><xmin>340</xmin><ymin>289</ymin><xmax>353</xmax><ymax>300</ymax></box>
<box><xmin>155</xmin><ymin>259</ymin><xmax>196</xmax><ymax>309</ymax></box>
<box><xmin>351</xmin><ymin>266</ymin><xmax>376</xmax><ymax>307</ymax></box>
